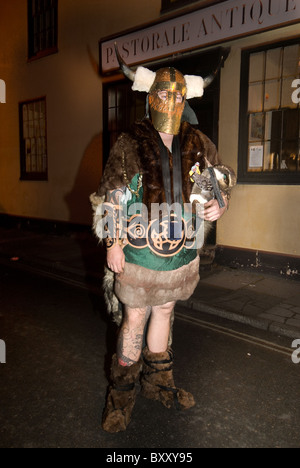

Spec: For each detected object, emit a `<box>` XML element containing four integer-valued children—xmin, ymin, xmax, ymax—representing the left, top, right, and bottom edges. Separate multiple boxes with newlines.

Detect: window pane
<box><xmin>283</xmin><ymin>141</ymin><xmax>299</xmax><ymax>171</ymax></box>
<box><xmin>28</xmin><ymin>0</ymin><xmax>57</xmax><ymax>59</ymax></box>
<box><xmin>265</xmin><ymin>48</ymin><xmax>282</xmax><ymax>80</ymax></box>
<box><xmin>108</xmin><ymin>108</ymin><xmax>117</xmax><ymax>131</ymax></box>
<box><xmin>270</xmin><ymin>110</ymin><xmax>282</xmax><ymax>142</ymax></box>
<box><xmin>249</xmin><ymin>52</ymin><xmax>265</xmax><ymax>82</ymax></box>
<box><xmin>264</xmin><ymin>80</ymin><xmax>280</xmax><ymax>111</ymax></box>
<box><xmin>283</xmin><ymin>44</ymin><xmax>300</xmax><ymax>77</ymax></box>
<box><xmin>265</xmin><ymin>111</ymin><xmax>273</xmax><ymax>140</ymax></box>
<box><xmin>283</xmin><ymin>109</ymin><xmax>299</xmax><ymax>140</ymax></box>
<box><xmin>248</xmin><ymin>83</ymin><xmax>263</xmax><ymax>112</ymax></box>
<box><xmin>19</xmin><ymin>98</ymin><xmax>48</xmax><ymax>180</ymax></box>
<box><xmin>117</xmin><ymin>106</ymin><xmax>126</xmax><ymax>127</ymax></box>
<box><xmin>117</xmin><ymin>88</ymin><xmax>127</xmax><ymax>107</ymax></box>
<box><xmin>108</xmin><ymin>89</ymin><xmax>116</xmax><ymax>108</ymax></box>
<box><xmin>263</xmin><ymin>141</ymin><xmax>272</xmax><ymax>171</ymax></box>
<box><xmin>249</xmin><ymin>113</ymin><xmax>264</xmax><ymax>141</ymax></box>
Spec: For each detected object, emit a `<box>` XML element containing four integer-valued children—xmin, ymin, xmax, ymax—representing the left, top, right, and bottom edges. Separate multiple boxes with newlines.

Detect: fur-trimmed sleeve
<box><xmin>90</xmin><ymin>132</ymin><xmax>141</xmax><ymax>241</ymax></box>
<box><xmin>96</xmin><ymin>133</ymin><xmax>140</xmax><ymax>197</ymax></box>
<box><xmin>89</xmin><ymin>192</ymin><xmax>106</xmax><ymax>242</ymax></box>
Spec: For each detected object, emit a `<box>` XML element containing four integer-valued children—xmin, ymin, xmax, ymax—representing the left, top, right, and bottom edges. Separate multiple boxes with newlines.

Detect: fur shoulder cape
<box><xmin>96</xmin><ymin>119</ymin><xmax>221</xmax><ymax>210</ymax></box>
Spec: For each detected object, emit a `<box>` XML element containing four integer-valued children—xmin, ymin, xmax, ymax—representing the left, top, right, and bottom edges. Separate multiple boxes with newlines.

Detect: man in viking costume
<box><xmin>90</xmin><ymin>47</ymin><xmax>235</xmax><ymax>433</ymax></box>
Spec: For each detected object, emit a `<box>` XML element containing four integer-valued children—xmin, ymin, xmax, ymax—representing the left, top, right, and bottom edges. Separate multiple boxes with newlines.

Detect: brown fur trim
<box><xmin>141</xmin><ymin>347</ymin><xmax>195</xmax><ymax>410</ymax></box>
<box><xmin>114</xmin><ymin>256</ymin><xmax>200</xmax><ymax>308</ymax></box>
<box><xmin>102</xmin><ymin>355</ymin><xmax>142</xmax><ymax>433</ymax></box>
<box><xmin>89</xmin><ymin>192</ymin><xmax>106</xmax><ymax>242</ymax></box>
<box><xmin>103</xmin><ymin>267</ymin><xmax>122</xmax><ymax>325</ymax></box>
<box><xmin>110</xmin><ymin>354</ymin><xmax>142</xmax><ymax>385</ymax></box>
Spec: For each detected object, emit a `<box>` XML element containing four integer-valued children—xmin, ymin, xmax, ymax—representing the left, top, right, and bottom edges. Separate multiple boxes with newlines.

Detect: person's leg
<box><xmin>117</xmin><ymin>306</ymin><xmax>148</xmax><ymax>366</ymax></box>
<box><xmin>102</xmin><ymin>305</ymin><xmax>148</xmax><ymax>433</ymax></box>
<box><xmin>141</xmin><ymin>301</ymin><xmax>195</xmax><ymax>411</ymax></box>
<box><xmin>146</xmin><ymin>301</ymin><xmax>175</xmax><ymax>353</ymax></box>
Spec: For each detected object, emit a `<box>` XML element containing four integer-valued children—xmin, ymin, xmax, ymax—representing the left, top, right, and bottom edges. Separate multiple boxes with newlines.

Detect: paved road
<box><xmin>0</xmin><ymin>264</ymin><xmax>299</xmax><ymax>448</ymax></box>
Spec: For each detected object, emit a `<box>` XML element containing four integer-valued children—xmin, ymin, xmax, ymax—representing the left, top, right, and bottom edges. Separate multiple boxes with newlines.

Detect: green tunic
<box><xmin>122</xmin><ymin>174</ymin><xmax>197</xmax><ymax>272</ymax></box>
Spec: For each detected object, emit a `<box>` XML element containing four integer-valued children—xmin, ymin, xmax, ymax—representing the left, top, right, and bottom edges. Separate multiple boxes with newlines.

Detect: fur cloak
<box><xmin>96</xmin><ymin>119</ymin><xmax>221</xmax><ymax>211</ymax></box>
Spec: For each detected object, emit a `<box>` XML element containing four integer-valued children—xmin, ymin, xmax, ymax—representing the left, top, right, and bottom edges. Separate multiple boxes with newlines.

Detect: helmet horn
<box><xmin>114</xmin><ymin>42</ymin><xmax>136</xmax><ymax>82</ymax></box>
<box><xmin>203</xmin><ymin>47</ymin><xmax>230</xmax><ymax>89</ymax></box>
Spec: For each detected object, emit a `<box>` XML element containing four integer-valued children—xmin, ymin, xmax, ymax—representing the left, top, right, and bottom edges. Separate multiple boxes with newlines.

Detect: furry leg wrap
<box><xmin>102</xmin><ymin>355</ymin><xmax>142</xmax><ymax>433</ymax></box>
<box><xmin>141</xmin><ymin>347</ymin><xmax>195</xmax><ymax>411</ymax></box>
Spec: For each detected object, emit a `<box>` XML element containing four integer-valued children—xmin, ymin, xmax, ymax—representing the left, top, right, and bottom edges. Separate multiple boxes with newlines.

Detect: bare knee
<box><xmin>152</xmin><ymin>301</ymin><xmax>175</xmax><ymax>319</ymax></box>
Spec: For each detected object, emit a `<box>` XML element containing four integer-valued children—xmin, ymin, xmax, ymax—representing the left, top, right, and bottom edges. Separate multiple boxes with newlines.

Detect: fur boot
<box><xmin>102</xmin><ymin>355</ymin><xmax>142</xmax><ymax>433</ymax></box>
<box><xmin>141</xmin><ymin>347</ymin><xmax>195</xmax><ymax>411</ymax></box>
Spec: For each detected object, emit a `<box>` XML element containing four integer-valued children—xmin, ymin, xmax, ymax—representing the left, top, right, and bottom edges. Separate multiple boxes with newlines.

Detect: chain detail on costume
<box><xmin>120</xmin><ymin>136</ymin><xmax>143</xmax><ymax>198</ymax></box>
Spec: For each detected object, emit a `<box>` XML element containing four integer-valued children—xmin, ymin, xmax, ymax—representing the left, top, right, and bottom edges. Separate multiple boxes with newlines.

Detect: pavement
<box><xmin>0</xmin><ymin>225</ymin><xmax>299</xmax><ymax>340</ymax></box>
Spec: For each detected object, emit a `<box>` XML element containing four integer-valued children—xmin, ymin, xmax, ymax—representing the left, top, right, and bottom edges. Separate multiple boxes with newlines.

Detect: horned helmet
<box><xmin>114</xmin><ymin>43</ymin><xmax>229</xmax><ymax>135</ymax></box>
<box><xmin>148</xmin><ymin>67</ymin><xmax>187</xmax><ymax>135</ymax></box>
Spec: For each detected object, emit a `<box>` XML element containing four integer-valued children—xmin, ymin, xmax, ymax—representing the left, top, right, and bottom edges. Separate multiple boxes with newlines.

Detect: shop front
<box><xmin>99</xmin><ymin>0</ymin><xmax>300</xmax><ymax>278</ymax></box>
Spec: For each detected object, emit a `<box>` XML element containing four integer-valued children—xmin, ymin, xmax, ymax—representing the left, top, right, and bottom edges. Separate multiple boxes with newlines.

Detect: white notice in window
<box><xmin>249</xmin><ymin>145</ymin><xmax>264</xmax><ymax>168</ymax></box>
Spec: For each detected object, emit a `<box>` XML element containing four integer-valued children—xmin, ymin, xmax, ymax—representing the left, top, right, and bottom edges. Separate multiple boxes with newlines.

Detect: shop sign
<box><xmin>101</xmin><ymin>0</ymin><xmax>300</xmax><ymax>74</ymax></box>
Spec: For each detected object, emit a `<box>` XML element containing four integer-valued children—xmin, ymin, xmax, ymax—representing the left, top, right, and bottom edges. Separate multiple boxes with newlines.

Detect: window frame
<box><xmin>19</xmin><ymin>96</ymin><xmax>48</xmax><ymax>182</ymax></box>
<box><xmin>238</xmin><ymin>38</ymin><xmax>300</xmax><ymax>185</ymax></box>
<box><xmin>28</xmin><ymin>0</ymin><xmax>58</xmax><ymax>62</ymax></box>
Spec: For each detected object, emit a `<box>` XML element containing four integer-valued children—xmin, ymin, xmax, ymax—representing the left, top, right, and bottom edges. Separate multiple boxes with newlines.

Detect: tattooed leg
<box><xmin>147</xmin><ymin>301</ymin><xmax>175</xmax><ymax>353</ymax></box>
<box><xmin>117</xmin><ymin>306</ymin><xmax>148</xmax><ymax>367</ymax></box>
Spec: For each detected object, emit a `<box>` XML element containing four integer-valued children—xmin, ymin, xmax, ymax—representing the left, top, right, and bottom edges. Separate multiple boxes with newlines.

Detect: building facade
<box><xmin>0</xmin><ymin>0</ymin><xmax>299</xmax><ymax>277</ymax></box>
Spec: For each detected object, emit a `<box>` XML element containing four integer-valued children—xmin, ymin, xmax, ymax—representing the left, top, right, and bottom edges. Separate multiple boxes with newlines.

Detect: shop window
<box><xmin>28</xmin><ymin>0</ymin><xmax>58</xmax><ymax>61</ymax></box>
<box><xmin>19</xmin><ymin>97</ymin><xmax>48</xmax><ymax>181</ymax></box>
<box><xmin>239</xmin><ymin>40</ymin><xmax>300</xmax><ymax>184</ymax></box>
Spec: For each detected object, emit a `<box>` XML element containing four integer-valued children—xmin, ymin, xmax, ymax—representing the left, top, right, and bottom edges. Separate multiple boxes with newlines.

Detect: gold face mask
<box><xmin>149</xmin><ymin>67</ymin><xmax>187</xmax><ymax>135</ymax></box>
